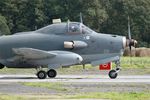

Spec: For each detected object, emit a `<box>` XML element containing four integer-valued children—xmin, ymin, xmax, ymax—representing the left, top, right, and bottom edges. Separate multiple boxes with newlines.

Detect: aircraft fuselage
<box><xmin>0</xmin><ymin>31</ymin><xmax>125</xmax><ymax>68</ymax></box>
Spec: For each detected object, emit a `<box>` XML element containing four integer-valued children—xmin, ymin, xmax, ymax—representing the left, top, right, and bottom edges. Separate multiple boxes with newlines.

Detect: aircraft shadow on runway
<box><xmin>0</xmin><ymin>77</ymin><xmax>37</xmax><ymax>79</ymax></box>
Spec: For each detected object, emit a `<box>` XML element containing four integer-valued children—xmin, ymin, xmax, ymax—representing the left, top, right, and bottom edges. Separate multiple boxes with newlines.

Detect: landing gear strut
<box><xmin>108</xmin><ymin>61</ymin><xmax>121</xmax><ymax>79</ymax></box>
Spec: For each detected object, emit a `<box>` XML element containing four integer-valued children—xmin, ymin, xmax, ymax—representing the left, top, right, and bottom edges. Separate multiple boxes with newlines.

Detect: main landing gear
<box><xmin>108</xmin><ymin>61</ymin><xmax>121</xmax><ymax>79</ymax></box>
<box><xmin>36</xmin><ymin>67</ymin><xmax>57</xmax><ymax>79</ymax></box>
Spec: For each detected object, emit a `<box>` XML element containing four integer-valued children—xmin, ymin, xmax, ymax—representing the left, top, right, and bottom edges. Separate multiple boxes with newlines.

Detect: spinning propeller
<box><xmin>127</xmin><ymin>16</ymin><xmax>137</xmax><ymax>52</ymax></box>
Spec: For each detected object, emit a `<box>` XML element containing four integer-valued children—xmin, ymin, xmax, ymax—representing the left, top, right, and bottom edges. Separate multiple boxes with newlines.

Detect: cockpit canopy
<box><xmin>68</xmin><ymin>22</ymin><xmax>81</xmax><ymax>34</ymax></box>
<box><xmin>36</xmin><ymin>22</ymin><xmax>94</xmax><ymax>35</ymax></box>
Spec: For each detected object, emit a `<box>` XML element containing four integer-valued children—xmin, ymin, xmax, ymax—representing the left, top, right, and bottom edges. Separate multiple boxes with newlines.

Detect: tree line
<box><xmin>0</xmin><ymin>0</ymin><xmax>150</xmax><ymax>47</ymax></box>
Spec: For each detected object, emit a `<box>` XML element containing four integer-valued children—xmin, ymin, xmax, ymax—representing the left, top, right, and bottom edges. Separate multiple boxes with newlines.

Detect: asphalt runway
<box><xmin>0</xmin><ymin>74</ymin><xmax>150</xmax><ymax>83</ymax></box>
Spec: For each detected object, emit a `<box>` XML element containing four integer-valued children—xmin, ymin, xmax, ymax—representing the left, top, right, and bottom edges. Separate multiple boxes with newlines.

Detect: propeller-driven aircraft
<box><xmin>0</xmin><ymin>15</ymin><xmax>137</xmax><ymax>79</ymax></box>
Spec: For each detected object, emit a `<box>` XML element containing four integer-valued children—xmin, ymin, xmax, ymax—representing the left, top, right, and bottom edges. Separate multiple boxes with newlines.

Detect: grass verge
<box><xmin>120</xmin><ymin>57</ymin><xmax>150</xmax><ymax>68</ymax></box>
<box><xmin>0</xmin><ymin>92</ymin><xmax>149</xmax><ymax>100</ymax></box>
<box><xmin>22</xmin><ymin>82</ymin><xmax>68</xmax><ymax>92</ymax></box>
<box><xmin>68</xmin><ymin>92</ymin><xmax>150</xmax><ymax>100</ymax></box>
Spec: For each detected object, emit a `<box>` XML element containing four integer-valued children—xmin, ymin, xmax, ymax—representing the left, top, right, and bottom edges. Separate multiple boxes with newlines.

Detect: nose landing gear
<box><xmin>108</xmin><ymin>61</ymin><xmax>121</xmax><ymax>79</ymax></box>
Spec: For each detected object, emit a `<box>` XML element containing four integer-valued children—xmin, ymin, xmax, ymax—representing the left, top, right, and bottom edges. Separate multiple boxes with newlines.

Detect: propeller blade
<box><xmin>128</xmin><ymin>16</ymin><xmax>131</xmax><ymax>40</ymax></box>
<box><xmin>126</xmin><ymin>16</ymin><xmax>138</xmax><ymax>58</ymax></box>
<box><xmin>80</xmin><ymin>12</ymin><xmax>83</xmax><ymax>23</ymax></box>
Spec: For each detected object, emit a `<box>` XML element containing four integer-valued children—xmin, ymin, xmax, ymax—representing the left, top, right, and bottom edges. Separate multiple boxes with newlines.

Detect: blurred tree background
<box><xmin>0</xmin><ymin>0</ymin><xmax>150</xmax><ymax>47</ymax></box>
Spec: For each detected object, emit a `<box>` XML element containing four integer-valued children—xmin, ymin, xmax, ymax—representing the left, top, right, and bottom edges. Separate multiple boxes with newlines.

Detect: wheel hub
<box><xmin>39</xmin><ymin>72</ymin><xmax>44</xmax><ymax>78</ymax></box>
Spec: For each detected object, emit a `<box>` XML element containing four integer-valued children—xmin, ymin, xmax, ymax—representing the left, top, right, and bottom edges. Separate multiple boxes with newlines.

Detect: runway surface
<box><xmin>0</xmin><ymin>74</ymin><xmax>150</xmax><ymax>83</ymax></box>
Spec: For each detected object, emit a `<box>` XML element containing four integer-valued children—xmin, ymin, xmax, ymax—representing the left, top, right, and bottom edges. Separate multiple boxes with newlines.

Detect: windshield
<box><xmin>81</xmin><ymin>24</ymin><xmax>94</xmax><ymax>34</ymax></box>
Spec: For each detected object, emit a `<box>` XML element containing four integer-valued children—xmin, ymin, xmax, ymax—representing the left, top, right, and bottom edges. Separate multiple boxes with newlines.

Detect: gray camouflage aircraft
<box><xmin>0</xmin><ymin>16</ymin><xmax>137</xmax><ymax>79</ymax></box>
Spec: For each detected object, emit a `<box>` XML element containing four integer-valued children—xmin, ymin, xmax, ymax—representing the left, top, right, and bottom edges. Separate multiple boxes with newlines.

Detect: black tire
<box><xmin>0</xmin><ymin>64</ymin><xmax>5</xmax><ymax>69</ymax></box>
<box><xmin>37</xmin><ymin>70</ymin><xmax>47</xmax><ymax>79</ymax></box>
<box><xmin>47</xmin><ymin>69</ymin><xmax>57</xmax><ymax>78</ymax></box>
<box><xmin>0</xmin><ymin>66</ymin><xmax>4</xmax><ymax>69</ymax></box>
<box><xmin>108</xmin><ymin>70</ymin><xmax>118</xmax><ymax>79</ymax></box>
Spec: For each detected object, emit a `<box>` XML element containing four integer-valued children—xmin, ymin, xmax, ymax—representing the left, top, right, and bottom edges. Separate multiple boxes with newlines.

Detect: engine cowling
<box><xmin>64</xmin><ymin>41</ymin><xmax>88</xmax><ymax>49</ymax></box>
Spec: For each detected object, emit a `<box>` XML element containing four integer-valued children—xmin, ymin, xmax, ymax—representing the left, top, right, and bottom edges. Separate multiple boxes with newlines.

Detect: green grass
<box><xmin>22</xmin><ymin>82</ymin><xmax>68</xmax><ymax>92</ymax></box>
<box><xmin>0</xmin><ymin>68</ymin><xmax>35</xmax><ymax>74</ymax></box>
<box><xmin>68</xmin><ymin>92</ymin><xmax>150</xmax><ymax>100</ymax></box>
<box><xmin>0</xmin><ymin>92</ymin><xmax>149</xmax><ymax>100</ymax></box>
<box><xmin>0</xmin><ymin>94</ymin><xmax>63</xmax><ymax>100</ymax></box>
<box><xmin>0</xmin><ymin>94</ymin><xmax>33</xmax><ymax>100</ymax></box>
<box><xmin>120</xmin><ymin>57</ymin><xmax>150</xmax><ymax>68</ymax></box>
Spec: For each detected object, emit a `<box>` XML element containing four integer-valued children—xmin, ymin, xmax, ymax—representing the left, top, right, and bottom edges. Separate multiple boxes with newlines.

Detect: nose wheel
<box><xmin>108</xmin><ymin>70</ymin><xmax>118</xmax><ymax>79</ymax></box>
<box><xmin>108</xmin><ymin>61</ymin><xmax>121</xmax><ymax>79</ymax></box>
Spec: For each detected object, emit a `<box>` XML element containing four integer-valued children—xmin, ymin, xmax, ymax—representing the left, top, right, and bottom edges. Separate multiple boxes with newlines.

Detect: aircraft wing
<box><xmin>10</xmin><ymin>48</ymin><xmax>83</xmax><ymax>67</ymax></box>
<box><xmin>12</xmin><ymin>48</ymin><xmax>57</xmax><ymax>60</ymax></box>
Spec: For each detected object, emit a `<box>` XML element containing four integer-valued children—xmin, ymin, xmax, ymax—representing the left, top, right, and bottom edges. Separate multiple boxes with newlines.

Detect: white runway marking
<box><xmin>0</xmin><ymin>74</ymin><xmax>150</xmax><ymax>83</ymax></box>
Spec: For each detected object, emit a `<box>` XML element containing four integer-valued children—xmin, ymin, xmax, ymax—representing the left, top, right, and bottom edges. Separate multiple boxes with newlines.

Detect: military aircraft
<box><xmin>0</xmin><ymin>16</ymin><xmax>137</xmax><ymax>79</ymax></box>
